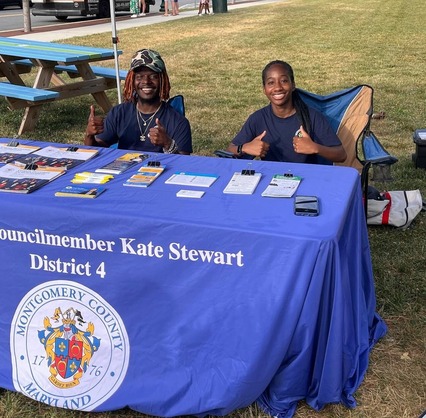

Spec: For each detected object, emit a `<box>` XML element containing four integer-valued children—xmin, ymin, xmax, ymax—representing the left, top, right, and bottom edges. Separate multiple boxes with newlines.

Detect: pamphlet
<box><xmin>123</xmin><ymin>165</ymin><xmax>166</xmax><ymax>188</ymax></box>
<box><xmin>261</xmin><ymin>175</ymin><xmax>302</xmax><ymax>198</ymax></box>
<box><xmin>95</xmin><ymin>153</ymin><xmax>148</xmax><ymax>175</ymax></box>
<box><xmin>14</xmin><ymin>145</ymin><xmax>99</xmax><ymax>170</ymax></box>
<box><xmin>223</xmin><ymin>172</ymin><xmax>262</xmax><ymax>195</ymax></box>
<box><xmin>0</xmin><ymin>163</ymin><xmax>65</xmax><ymax>194</ymax></box>
<box><xmin>165</xmin><ymin>172</ymin><xmax>218</xmax><ymax>188</ymax></box>
<box><xmin>0</xmin><ymin>142</ymin><xmax>40</xmax><ymax>164</ymax></box>
<box><xmin>71</xmin><ymin>172</ymin><xmax>114</xmax><ymax>184</ymax></box>
<box><xmin>55</xmin><ymin>185</ymin><xmax>106</xmax><ymax>198</ymax></box>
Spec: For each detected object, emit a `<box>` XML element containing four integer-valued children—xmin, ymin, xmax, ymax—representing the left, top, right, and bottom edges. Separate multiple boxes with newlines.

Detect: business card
<box><xmin>176</xmin><ymin>189</ymin><xmax>205</xmax><ymax>199</ymax></box>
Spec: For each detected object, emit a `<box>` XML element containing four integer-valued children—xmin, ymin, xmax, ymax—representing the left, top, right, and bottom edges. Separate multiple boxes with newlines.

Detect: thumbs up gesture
<box><xmin>86</xmin><ymin>105</ymin><xmax>104</xmax><ymax>136</ymax></box>
<box><xmin>242</xmin><ymin>131</ymin><xmax>270</xmax><ymax>158</ymax></box>
<box><xmin>293</xmin><ymin>125</ymin><xmax>317</xmax><ymax>154</ymax></box>
<box><xmin>148</xmin><ymin>118</ymin><xmax>173</xmax><ymax>149</ymax></box>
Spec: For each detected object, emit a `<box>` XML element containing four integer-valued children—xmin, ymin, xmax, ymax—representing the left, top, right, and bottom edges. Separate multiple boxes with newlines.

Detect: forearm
<box><xmin>317</xmin><ymin>144</ymin><xmax>347</xmax><ymax>163</ymax></box>
<box><xmin>84</xmin><ymin>132</ymin><xmax>109</xmax><ymax>148</ymax></box>
<box><xmin>162</xmin><ymin>136</ymin><xmax>180</xmax><ymax>154</ymax></box>
<box><xmin>227</xmin><ymin>143</ymin><xmax>248</xmax><ymax>157</ymax></box>
<box><xmin>227</xmin><ymin>143</ymin><xmax>239</xmax><ymax>155</ymax></box>
<box><xmin>84</xmin><ymin>132</ymin><xmax>97</xmax><ymax>146</ymax></box>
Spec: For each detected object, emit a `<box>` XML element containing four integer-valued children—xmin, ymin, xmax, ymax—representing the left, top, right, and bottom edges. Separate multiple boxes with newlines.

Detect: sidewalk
<box><xmin>12</xmin><ymin>0</ymin><xmax>282</xmax><ymax>41</ymax></box>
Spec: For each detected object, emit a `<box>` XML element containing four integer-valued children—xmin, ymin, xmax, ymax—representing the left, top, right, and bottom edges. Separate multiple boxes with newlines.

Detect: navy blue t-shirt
<box><xmin>98</xmin><ymin>101</ymin><xmax>193</xmax><ymax>153</ymax></box>
<box><xmin>232</xmin><ymin>104</ymin><xmax>341</xmax><ymax>163</ymax></box>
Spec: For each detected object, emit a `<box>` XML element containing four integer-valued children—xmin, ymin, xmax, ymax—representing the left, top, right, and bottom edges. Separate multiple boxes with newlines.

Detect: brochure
<box><xmin>0</xmin><ymin>142</ymin><xmax>40</xmax><ymax>164</ymax></box>
<box><xmin>123</xmin><ymin>165</ymin><xmax>166</xmax><ymax>188</ymax></box>
<box><xmin>165</xmin><ymin>172</ymin><xmax>218</xmax><ymax>188</ymax></box>
<box><xmin>261</xmin><ymin>175</ymin><xmax>302</xmax><ymax>198</ymax></box>
<box><xmin>95</xmin><ymin>153</ymin><xmax>148</xmax><ymax>175</ymax></box>
<box><xmin>223</xmin><ymin>172</ymin><xmax>262</xmax><ymax>195</ymax></box>
<box><xmin>55</xmin><ymin>185</ymin><xmax>106</xmax><ymax>198</ymax></box>
<box><xmin>14</xmin><ymin>145</ymin><xmax>99</xmax><ymax>170</ymax></box>
<box><xmin>0</xmin><ymin>163</ymin><xmax>65</xmax><ymax>194</ymax></box>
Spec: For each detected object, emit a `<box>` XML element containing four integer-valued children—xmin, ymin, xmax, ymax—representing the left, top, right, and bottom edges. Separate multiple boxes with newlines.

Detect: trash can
<box><xmin>212</xmin><ymin>0</ymin><xmax>227</xmax><ymax>13</ymax></box>
<box><xmin>412</xmin><ymin>129</ymin><xmax>426</xmax><ymax>168</ymax></box>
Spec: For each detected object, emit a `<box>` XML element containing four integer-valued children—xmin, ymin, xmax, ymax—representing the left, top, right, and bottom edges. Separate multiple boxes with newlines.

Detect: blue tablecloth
<box><xmin>0</xmin><ymin>140</ymin><xmax>387</xmax><ymax>417</ymax></box>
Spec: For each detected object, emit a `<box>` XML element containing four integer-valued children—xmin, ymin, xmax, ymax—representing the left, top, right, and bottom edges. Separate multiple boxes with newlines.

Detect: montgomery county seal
<box><xmin>10</xmin><ymin>280</ymin><xmax>130</xmax><ymax>411</ymax></box>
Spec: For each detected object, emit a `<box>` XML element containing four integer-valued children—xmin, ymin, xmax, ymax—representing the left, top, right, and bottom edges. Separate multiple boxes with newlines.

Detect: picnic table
<box><xmin>0</xmin><ymin>37</ymin><xmax>127</xmax><ymax>135</ymax></box>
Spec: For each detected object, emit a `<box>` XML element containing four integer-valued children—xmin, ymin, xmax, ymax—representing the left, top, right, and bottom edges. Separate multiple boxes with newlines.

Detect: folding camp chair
<box><xmin>168</xmin><ymin>94</ymin><xmax>185</xmax><ymax>116</ymax></box>
<box><xmin>298</xmin><ymin>85</ymin><xmax>398</xmax><ymax>215</ymax></box>
<box><xmin>297</xmin><ymin>85</ymin><xmax>374</xmax><ymax>170</ymax></box>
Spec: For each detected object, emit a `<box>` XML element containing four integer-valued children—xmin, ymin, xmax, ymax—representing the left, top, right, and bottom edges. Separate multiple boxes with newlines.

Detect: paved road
<box><xmin>2</xmin><ymin>0</ymin><xmax>280</xmax><ymax>41</ymax></box>
<box><xmin>0</xmin><ymin>0</ymin><xmax>199</xmax><ymax>34</ymax></box>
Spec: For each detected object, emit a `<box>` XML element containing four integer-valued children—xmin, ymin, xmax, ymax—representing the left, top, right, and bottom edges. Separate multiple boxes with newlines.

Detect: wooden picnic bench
<box><xmin>0</xmin><ymin>37</ymin><xmax>124</xmax><ymax>135</ymax></box>
<box><xmin>56</xmin><ymin>64</ymin><xmax>128</xmax><ymax>80</ymax></box>
<box><xmin>0</xmin><ymin>82</ymin><xmax>60</xmax><ymax>102</ymax></box>
<box><xmin>10</xmin><ymin>59</ymin><xmax>128</xmax><ymax>81</ymax></box>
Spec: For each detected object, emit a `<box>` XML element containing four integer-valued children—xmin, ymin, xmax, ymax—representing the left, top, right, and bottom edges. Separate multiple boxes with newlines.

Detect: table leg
<box><xmin>50</xmin><ymin>72</ymin><xmax>68</xmax><ymax>86</ymax></box>
<box><xmin>0</xmin><ymin>60</ymin><xmax>27</xmax><ymax>85</ymax></box>
<box><xmin>18</xmin><ymin>105</ymin><xmax>43</xmax><ymax>135</ymax></box>
<box><xmin>14</xmin><ymin>64</ymin><xmax>57</xmax><ymax>135</ymax></box>
<box><xmin>33</xmin><ymin>62</ymin><xmax>55</xmax><ymax>89</ymax></box>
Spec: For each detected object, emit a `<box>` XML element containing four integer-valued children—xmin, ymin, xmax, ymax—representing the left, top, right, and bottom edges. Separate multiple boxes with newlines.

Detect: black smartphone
<box><xmin>294</xmin><ymin>195</ymin><xmax>319</xmax><ymax>216</ymax></box>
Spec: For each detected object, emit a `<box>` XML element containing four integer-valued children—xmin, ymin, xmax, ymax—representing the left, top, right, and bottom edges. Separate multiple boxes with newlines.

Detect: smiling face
<box><xmin>133</xmin><ymin>67</ymin><xmax>161</xmax><ymax>105</ymax></box>
<box><xmin>262</xmin><ymin>63</ymin><xmax>296</xmax><ymax>108</ymax></box>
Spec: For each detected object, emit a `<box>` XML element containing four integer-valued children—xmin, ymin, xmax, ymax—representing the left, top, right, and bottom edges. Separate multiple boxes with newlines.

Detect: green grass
<box><xmin>1</xmin><ymin>0</ymin><xmax>425</xmax><ymax>416</ymax></box>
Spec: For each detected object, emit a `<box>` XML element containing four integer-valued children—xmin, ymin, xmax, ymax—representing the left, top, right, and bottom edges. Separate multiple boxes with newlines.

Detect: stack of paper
<box><xmin>0</xmin><ymin>163</ymin><xmax>65</xmax><ymax>194</ymax></box>
<box><xmin>165</xmin><ymin>172</ymin><xmax>218</xmax><ymax>187</ymax></box>
<box><xmin>261</xmin><ymin>175</ymin><xmax>302</xmax><ymax>198</ymax></box>
<box><xmin>14</xmin><ymin>145</ymin><xmax>99</xmax><ymax>171</ymax></box>
<box><xmin>223</xmin><ymin>172</ymin><xmax>262</xmax><ymax>195</ymax></box>
<box><xmin>0</xmin><ymin>142</ymin><xmax>40</xmax><ymax>164</ymax></box>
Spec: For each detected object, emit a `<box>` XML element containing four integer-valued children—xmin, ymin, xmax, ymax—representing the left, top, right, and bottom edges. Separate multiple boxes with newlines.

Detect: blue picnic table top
<box><xmin>0</xmin><ymin>37</ymin><xmax>121</xmax><ymax>63</ymax></box>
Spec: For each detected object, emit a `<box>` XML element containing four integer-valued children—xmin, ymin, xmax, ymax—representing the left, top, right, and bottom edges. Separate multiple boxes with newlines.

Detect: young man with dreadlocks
<box><xmin>84</xmin><ymin>49</ymin><xmax>192</xmax><ymax>155</ymax></box>
<box><xmin>227</xmin><ymin>61</ymin><xmax>346</xmax><ymax>164</ymax></box>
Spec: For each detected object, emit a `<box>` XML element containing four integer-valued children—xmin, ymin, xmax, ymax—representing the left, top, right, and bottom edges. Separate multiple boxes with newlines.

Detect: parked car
<box><xmin>0</xmin><ymin>0</ymin><xmax>33</xmax><ymax>9</ymax></box>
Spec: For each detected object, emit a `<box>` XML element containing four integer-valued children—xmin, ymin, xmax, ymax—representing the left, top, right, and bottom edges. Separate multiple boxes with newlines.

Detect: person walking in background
<box><xmin>140</xmin><ymin>0</ymin><xmax>147</xmax><ymax>16</ymax></box>
<box><xmin>172</xmin><ymin>0</ymin><xmax>179</xmax><ymax>15</ymax></box>
<box><xmin>163</xmin><ymin>0</ymin><xmax>169</xmax><ymax>16</ymax></box>
<box><xmin>197</xmin><ymin>0</ymin><xmax>211</xmax><ymax>15</ymax></box>
<box><xmin>130</xmin><ymin>0</ymin><xmax>139</xmax><ymax>17</ymax></box>
<box><xmin>130</xmin><ymin>0</ymin><xmax>146</xmax><ymax>17</ymax></box>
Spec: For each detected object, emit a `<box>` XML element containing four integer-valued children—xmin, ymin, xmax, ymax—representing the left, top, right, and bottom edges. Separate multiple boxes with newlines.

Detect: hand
<box><xmin>148</xmin><ymin>118</ymin><xmax>173</xmax><ymax>149</ymax></box>
<box><xmin>292</xmin><ymin>125</ymin><xmax>318</xmax><ymax>155</ymax></box>
<box><xmin>86</xmin><ymin>105</ymin><xmax>104</xmax><ymax>136</ymax></box>
<box><xmin>243</xmin><ymin>131</ymin><xmax>270</xmax><ymax>158</ymax></box>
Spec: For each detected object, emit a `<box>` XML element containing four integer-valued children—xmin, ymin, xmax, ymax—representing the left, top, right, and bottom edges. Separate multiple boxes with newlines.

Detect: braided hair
<box><xmin>261</xmin><ymin>60</ymin><xmax>312</xmax><ymax>135</ymax></box>
<box><xmin>122</xmin><ymin>69</ymin><xmax>171</xmax><ymax>104</ymax></box>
